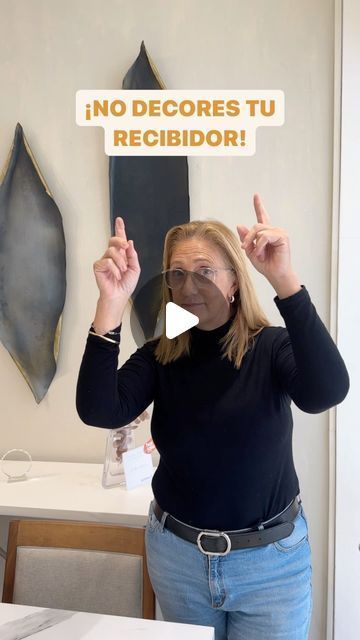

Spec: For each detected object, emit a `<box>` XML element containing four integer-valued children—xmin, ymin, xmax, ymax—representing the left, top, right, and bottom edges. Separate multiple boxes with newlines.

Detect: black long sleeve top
<box><xmin>76</xmin><ymin>285</ymin><xmax>350</xmax><ymax>530</ymax></box>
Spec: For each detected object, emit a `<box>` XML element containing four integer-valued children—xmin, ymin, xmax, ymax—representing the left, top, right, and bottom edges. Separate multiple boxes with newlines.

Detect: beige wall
<box><xmin>0</xmin><ymin>1</ymin><xmax>336</xmax><ymax>638</ymax></box>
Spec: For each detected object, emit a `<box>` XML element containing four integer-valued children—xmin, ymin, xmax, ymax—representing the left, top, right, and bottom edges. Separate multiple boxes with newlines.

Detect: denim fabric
<box><xmin>145</xmin><ymin>500</ymin><xmax>313</xmax><ymax>640</ymax></box>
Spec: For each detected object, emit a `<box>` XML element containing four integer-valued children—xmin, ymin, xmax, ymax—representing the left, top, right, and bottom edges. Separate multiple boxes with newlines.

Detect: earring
<box><xmin>229</xmin><ymin>295</ymin><xmax>235</xmax><ymax>303</ymax></box>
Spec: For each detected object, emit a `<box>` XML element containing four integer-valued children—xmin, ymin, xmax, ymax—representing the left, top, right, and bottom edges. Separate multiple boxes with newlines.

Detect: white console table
<box><xmin>0</xmin><ymin>460</ymin><xmax>153</xmax><ymax>524</ymax></box>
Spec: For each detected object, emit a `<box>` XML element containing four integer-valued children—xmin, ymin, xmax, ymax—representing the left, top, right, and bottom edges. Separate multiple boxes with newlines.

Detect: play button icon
<box><xmin>165</xmin><ymin>302</ymin><xmax>199</xmax><ymax>339</ymax></box>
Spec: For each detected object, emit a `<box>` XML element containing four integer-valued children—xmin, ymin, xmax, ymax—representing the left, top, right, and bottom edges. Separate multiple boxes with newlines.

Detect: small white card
<box><xmin>122</xmin><ymin>446</ymin><xmax>155</xmax><ymax>490</ymax></box>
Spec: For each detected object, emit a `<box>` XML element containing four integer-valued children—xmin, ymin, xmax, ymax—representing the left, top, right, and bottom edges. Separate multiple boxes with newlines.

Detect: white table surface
<box><xmin>0</xmin><ymin>603</ymin><xmax>215</xmax><ymax>639</ymax></box>
<box><xmin>0</xmin><ymin>461</ymin><xmax>153</xmax><ymax>525</ymax></box>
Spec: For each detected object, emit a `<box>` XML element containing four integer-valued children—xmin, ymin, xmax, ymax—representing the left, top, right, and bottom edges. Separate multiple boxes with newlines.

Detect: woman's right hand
<box><xmin>93</xmin><ymin>217</ymin><xmax>141</xmax><ymax>300</ymax></box>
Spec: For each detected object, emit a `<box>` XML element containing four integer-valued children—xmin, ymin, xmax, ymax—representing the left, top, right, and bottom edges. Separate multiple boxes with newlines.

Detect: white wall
<box><xmin>334</xmin><ymin>0</ymin><xmax>360</xmax><ymax>637</ymax></box>
<box><xmin>0</xmin><ymin>2</ymin><xmax>341</xmax><ymax>638</ymax></box>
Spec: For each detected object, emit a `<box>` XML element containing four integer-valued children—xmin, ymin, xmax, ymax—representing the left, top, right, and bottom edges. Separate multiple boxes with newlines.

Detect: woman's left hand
<box><xmin>236</xmin><ymin>193</ymin><xmax>295</xmax><ymax>286</ymax></box>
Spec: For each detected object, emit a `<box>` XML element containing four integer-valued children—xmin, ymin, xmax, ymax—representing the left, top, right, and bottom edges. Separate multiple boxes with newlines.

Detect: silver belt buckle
<box><xmin>197</xmin><ymin>530</ymin><xmax>232</xmax><ymax>556</ymax></box>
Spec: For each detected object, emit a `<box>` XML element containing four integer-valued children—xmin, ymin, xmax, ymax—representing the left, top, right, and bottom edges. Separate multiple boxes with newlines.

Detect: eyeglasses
<box><xmin>161</xmin><ymin>267</ymin><xmax>235</xmax><ymax>290</ymax></box>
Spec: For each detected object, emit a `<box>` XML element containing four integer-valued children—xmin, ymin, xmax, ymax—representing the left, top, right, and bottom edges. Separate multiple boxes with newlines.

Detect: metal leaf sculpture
<box><xmin>0</xmin><ymin>123</ymin><xmax>66</xmax><ymax>403</ymax></box>
<box><xmin>109</xmin><ymin>41</ymin><xmax>190</xmax><ymax>341</ymax></box>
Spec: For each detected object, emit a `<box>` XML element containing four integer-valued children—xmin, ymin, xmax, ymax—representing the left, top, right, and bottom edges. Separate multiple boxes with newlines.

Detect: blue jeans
<box><xmin>145</xmin><ymin>499</ymin><xmax>313</xmax><ymax>640</ymax></box>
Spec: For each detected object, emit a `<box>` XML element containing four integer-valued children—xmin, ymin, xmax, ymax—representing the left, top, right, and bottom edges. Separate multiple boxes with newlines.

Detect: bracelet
<box><xmin>88</xmin><ymin>330</ymin><xmax>119</xmax><ymax>345</ymax></box>
<box><xmin>90</xmin><ymin>323</ymin><xmax>121</xmax><ymax>334</ymax></box>
<box><xmin>89</xmin><ymin>324</ymin><xmax>121</xmax><ymax>345</ymax></box>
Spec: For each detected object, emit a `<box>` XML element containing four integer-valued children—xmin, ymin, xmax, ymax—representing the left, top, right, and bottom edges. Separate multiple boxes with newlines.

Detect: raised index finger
<box><xmin>115</xmin><ymin>216</ymin><xmax>128</xmax><ymax>241</ymax></box>
<box><xmin>253</xmin><ymin>193</ymin><xmax>270</xmax><ymax>225</ymax></box>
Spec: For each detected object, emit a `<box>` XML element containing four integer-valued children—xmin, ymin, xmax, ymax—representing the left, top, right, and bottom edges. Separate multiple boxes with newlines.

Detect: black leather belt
<box><xmin>153</xmin><ymin>497</ymin><xmax>301</xmax><ymax>555</ymax></box>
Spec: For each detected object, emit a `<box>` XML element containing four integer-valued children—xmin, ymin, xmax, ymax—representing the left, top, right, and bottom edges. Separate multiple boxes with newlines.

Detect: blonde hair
<box><xmin>150</xmin><ymin>218</ymin><xmax>271</xmax><ymax>369</ymax></box>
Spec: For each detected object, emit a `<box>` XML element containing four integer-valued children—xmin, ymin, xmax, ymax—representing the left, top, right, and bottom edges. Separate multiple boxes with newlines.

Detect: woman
<box><xmin>76</xmin><ymin>193</ymin><xmax>349</xmax><ymax>640</ymax></box>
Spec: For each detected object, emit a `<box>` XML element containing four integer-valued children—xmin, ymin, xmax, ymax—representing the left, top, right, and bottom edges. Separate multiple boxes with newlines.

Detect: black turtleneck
<box><xmin>190</xmin><ymin>312</ymin><xmax>235</xmax><ymax>349</ymax></box>
<box><xmin>76</xmin><ymin>286</ymin><xmax>349</xmax><ymax>529</ymax></box>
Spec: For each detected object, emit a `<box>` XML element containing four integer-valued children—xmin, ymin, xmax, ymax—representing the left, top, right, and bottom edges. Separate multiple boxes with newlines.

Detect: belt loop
<box><xmin>159</xmin><ymin>509</ymin><xmax>169</xmax><ymax>532</ymax></box>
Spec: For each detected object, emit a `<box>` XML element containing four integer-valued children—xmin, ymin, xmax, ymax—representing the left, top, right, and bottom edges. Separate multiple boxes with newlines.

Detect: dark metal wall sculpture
<box><xmin>109</xmin><ymin>41</ymin><xmax>190</xmax><ymax>341</ymax></box>
<box><xmin>0</xmin><ymin>123</ymin><xmax>66</xmax><ymax>403</ymax></box>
